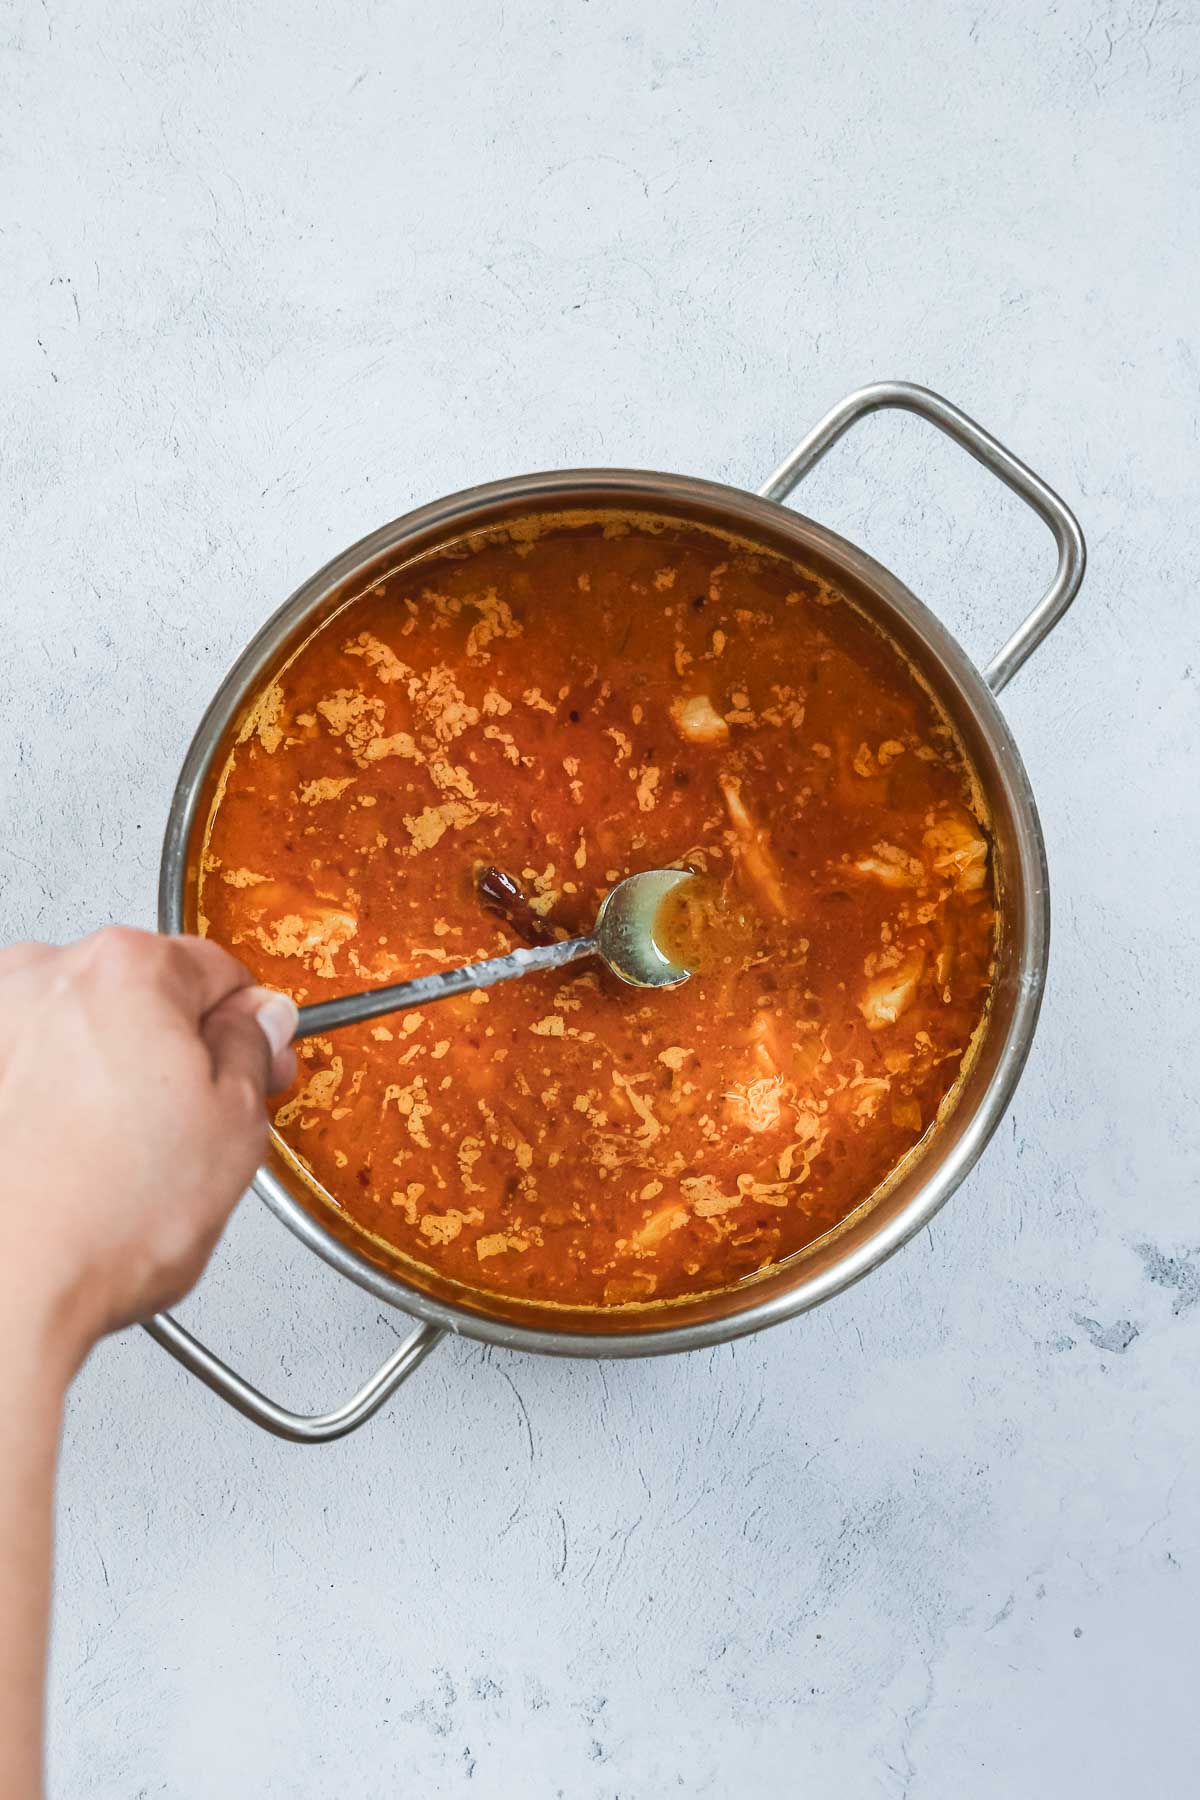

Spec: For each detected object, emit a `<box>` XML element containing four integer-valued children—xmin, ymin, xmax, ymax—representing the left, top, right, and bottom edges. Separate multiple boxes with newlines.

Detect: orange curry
<box><xmin>201</xmin><ymin>512</ymin><xmax>995</xmax><ymax>1309</ymax></box>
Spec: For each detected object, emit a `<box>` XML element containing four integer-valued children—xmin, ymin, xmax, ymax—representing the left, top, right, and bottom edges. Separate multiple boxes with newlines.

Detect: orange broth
<box><xmin>200</xmin><ymin>512</ymin><xmax>995</xmax><ymax>1309</ymax></box>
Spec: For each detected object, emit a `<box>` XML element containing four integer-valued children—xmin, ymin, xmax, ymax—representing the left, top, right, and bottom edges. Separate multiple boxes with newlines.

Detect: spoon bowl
<box><xmin>593</xmin><ymin>867</ymin><xmax>696</xmax><ymax>988</ymax></box>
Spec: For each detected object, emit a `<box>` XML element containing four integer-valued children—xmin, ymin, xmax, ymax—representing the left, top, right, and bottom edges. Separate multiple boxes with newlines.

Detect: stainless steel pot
<box><xmin>148</xmin><ymin>381</ymin><xmax>1085</xmax><ymax>1442</ymax></box>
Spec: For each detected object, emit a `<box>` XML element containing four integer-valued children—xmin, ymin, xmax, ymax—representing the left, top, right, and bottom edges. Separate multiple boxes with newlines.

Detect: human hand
<box><xmin>0</xmin><ymin>928</ymin><xmax>296</xmax><ymax>1370</ymax></box>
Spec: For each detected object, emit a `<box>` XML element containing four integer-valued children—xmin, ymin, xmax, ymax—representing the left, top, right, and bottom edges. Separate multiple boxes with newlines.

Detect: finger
<box><xmin>203</xmin><ymin>984</ymin><xmax>298</xmax><ymax>1095</ymax></box>
<box><xmin>159</xmin><ymin>933</ymin><xmax>259</xmax><ymax>1019</ymax></box>
<box><xmin>76</xmin><ymin>927</ymin><xmax>257</xmax><ymax>1021</ymax></box>
<box><xmin>67</xmin><ymin>929</ymin><xmax>294</xmax><ymax>1092</ymax></box>
<box><xmin>202</xmin><ymin>993</ymin><xmax>271</xmax><ymax>1134</ymax></box>
<box><xmin>0</xmin><ymin>941</ymin><xmax>55</xmax><ymax>980</ymax></box>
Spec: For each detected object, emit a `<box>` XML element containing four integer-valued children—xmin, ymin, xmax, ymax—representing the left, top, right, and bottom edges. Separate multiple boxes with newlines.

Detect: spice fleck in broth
<box><xmin>201</xmin><ymin>512</ymin><xmax>995</xmax><ymax>1308</ymax></box>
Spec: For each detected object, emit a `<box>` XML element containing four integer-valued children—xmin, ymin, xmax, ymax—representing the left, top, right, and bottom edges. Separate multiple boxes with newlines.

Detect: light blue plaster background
<box><xmin>0</xmin><ymin>1</ymin><xmax>1196</xmax><ymax>1794</ymax></box>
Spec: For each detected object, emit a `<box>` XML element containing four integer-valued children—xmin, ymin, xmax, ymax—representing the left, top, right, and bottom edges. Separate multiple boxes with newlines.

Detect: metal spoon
<box><xmin>294</xmin><ymin>867</ymin><xmax>695</xmax><ymax>1040</ymax></box>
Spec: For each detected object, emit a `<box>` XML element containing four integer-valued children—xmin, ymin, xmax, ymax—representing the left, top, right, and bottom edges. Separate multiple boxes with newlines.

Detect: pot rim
<box><xmin>160</xmin><ymin>464</ymin><xmax>1049</xmax><ymax>1359</ymax></box>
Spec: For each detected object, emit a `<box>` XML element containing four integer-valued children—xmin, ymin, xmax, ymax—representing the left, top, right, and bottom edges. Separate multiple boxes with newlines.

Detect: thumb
<box><xmin>203</xmin><ymin>986</ymin><xmax>298</xmax><ymax>1096</ymax></box>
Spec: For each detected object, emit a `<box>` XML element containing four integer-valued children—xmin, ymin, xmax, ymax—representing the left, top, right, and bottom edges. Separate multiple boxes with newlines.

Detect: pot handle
<box><xmin>141</xmin><ymin>1309</ymin><xmax>444</xmax><ymax>1444</ymax></box>
<box><xmin>758</xmin><ymin>380</ymin><xmax>1086</xmax><ymax>694</ymax></box>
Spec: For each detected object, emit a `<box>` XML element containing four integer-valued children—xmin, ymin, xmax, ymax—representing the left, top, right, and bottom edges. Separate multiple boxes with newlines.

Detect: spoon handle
<box><xmin>293</xmin><ymin>935</ymin><xmax>596</xmax><ymax>1040</ymax></box>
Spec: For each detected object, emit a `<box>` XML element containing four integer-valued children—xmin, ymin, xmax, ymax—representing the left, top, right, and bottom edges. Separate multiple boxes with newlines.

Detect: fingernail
<box><xmin>252</xmin><ymin>989</ymin><xmax>298</xmax><ymax>1058</ymax></box>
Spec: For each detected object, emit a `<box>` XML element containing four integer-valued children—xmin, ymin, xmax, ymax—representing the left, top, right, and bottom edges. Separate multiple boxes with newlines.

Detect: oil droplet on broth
<box><xmin>653</xmin><ymin>875</ymin><xmax>756</xmax><ymax>975</ymax></box>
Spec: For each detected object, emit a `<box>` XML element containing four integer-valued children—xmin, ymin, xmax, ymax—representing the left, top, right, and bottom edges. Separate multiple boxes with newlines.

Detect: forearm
<box><xmin>0</xmin><ymin>1291</ymin><xmax>83</xmax><ymax>1800</ymax></box>
<box><xmin>0</xmin><ymin>931</ymin><xmax>291</xmax><ymax>1796</ymax></box>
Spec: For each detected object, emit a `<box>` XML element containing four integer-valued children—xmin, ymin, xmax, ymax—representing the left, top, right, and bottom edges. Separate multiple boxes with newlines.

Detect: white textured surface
<box><xmin>2</xmin><ymin>1</ymin><xmax>1197</xmax><ymax>1793</ymax></box>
